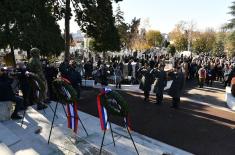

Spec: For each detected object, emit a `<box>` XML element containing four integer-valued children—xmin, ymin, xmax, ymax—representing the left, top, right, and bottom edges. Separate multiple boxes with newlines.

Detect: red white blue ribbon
<box><xmin>97</xmin><ymin>87</ymin><xmax>132</xmax><ymax>131</ymax></box>
<box><xmin>66</xmin><ymin>101</ymin><xmax>79</xmax><ymax>133</ymax></box>
<box><xmin>60</xmin><ymin>78</ymin><xmax>79</xmax><ymax>133</ymax></box>
<box><xmin>97</xmin><ymin>92</ymin><xmax>110</xmax><ymax>130</ymax></box>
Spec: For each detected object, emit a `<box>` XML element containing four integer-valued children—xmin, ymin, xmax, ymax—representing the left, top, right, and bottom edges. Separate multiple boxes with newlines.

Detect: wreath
<box><xmin>100</xmin><ymin>90</ymin><xmax>129</xmax><ymax>117</ymax></box>
<box><xmin>52</xmin><ymin>78</ymin><xmax>78</xmax><ymax>104</ymax></box>
<box><xmin>27</xmin><ymin>73</ymin><xmax>43</xmax><ymax>103</ymax></box>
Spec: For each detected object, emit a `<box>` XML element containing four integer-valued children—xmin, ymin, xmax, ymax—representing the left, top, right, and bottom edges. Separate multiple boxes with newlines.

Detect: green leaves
<box><xmin>0</xmin><ymin>0</ymin><xmax>64</xmax><ymax>56</ymax></box>
<box><xmin>74</xmin><ymin>0</ymin><xmax>121</xmax><ymax>52</ymax></box>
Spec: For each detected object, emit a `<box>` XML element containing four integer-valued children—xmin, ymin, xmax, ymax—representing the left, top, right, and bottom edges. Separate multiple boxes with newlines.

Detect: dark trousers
<box><xmin>12</xmin><ymin>96</ymin><xmax>23</xmax><ymax>115</ymax></box>
<box><xmin>199</xmin><ymin>78</ymin><xmax>205</xmax><ymax>88</ymax></box>
<box><xmin>144</xmin><ymin>91</ymin><xmax>149</xmax><ymax>101</ymax></box>
<box><xmin>156</xmin><ymin>93</ymin><xmax>163</xmax><ymax>104</ymax></box>
<box><xmin>116</xmin><ymin>83</ymin><xmax>121</xmax><ymax>89</ymax></box>
<box><xmin>172</xmin><ymin>97</ymin><xmax>180</xmax><ymax>108</ymax></box>
<box><xmin>22</xmin><ymin>88</ymin><xmax>29</xmax><ymax>107</ymax></box>
<box><xmin>72</xmin><ymin>84</ymin><xmax>80</xmax><ymax>99</ymax></box>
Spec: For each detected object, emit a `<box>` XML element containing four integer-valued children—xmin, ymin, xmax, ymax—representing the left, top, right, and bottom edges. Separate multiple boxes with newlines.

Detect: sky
<box><xmin>59</xmin><ymin>0</ymin><xmax>234</xmax><ymax>34</ymax></box>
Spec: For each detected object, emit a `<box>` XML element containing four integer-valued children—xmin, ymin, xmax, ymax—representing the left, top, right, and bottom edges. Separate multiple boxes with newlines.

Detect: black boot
<box><xmin>11</xmin><ymin>112</ymin><xmax>22</xmax><ymax>120</ymax></box>
<box><xmin>37</xmin><ymin>102</ymin><xmax>48</xmax><ymax>110</ymax></box>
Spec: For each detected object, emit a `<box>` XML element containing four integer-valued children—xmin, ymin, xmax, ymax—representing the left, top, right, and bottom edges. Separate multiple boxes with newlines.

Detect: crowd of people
<box><xmin>2</xmin><ymin>48</ymin><xmax>235</xmax><ymax>120</ymax></box>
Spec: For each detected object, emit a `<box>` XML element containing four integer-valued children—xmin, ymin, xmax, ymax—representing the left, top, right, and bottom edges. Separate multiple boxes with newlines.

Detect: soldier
<box><xmin>139</xmin><ymin>63</ymin><xmax>153</xmax><ymax>102</ymax></box>
<box><xmin>168</xmin><ymin>67</ymin><xmax>185</xmax><ymax>109</ymax></box>
<box><xmin>27</xmin><ymin>48</ymin><xmax>47</xmax><ymax>110</ymax></box>
<box><xmin>154</xmin><ymin>63</ymin><xmax>167</xmax><ymax>105</ymax></box>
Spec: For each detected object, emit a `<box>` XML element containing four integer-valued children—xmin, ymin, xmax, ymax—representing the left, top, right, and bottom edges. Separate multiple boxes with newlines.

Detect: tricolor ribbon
<box><xmin>66</xmin><ymin>101</ymin><xmax>79</xmax><ymax>133</ymax></box>
<box><xmin>124</xmin><ymin>114</ymin><xmax>132</xmax><ymax>131</ymax></box>
<box><xmin>97</xmin><ymin>87</ymin><xmax>132</xmax><ymax>131</ymax></box>
<box><xmin>97</xmin><ymin>92</ymin><xmax>110</xmax><ymax>130</ymax></box>
<box><xmin>60</xmin><ymin>80</ymin><xmax>79</xmax><ymax>133</ymax></box>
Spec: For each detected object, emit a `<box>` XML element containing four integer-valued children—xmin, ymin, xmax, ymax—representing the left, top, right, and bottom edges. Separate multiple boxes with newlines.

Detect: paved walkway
<box><xmin>81</xmin><ymin>82</ymin><xmax>235</xmax><ymax>155</ymax></box>
<box><xmin>93</xmin><ymin>79</ymin><xmax>232</xmax><ymax>113</ymax></box>
<box><xmin>0</xmin><ymin>103</ymin><xmax>192</xmax><ymax>155</ymax></box>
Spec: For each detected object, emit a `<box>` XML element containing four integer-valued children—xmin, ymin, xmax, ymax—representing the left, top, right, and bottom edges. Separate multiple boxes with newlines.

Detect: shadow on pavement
<box><xmin>79</xmin><ymin>88</ymin><xmax>235</xmax><ymax>155</ymax></box>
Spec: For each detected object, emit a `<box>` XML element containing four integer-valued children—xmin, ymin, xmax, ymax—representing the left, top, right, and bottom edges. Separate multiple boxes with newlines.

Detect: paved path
<box><xmin>0</xmin><ymin>103</ymin><xmax>191</xmax><ymax>155</ymax></box>
<box><xmin>93</xmin><ymin>79</ymin><xmax>231</xmax><ymax>112</ymax></box>
<box><xmin>80</xmin><ymin>82</ymin><xmax>235</xmax><ymax>155</ymax></box>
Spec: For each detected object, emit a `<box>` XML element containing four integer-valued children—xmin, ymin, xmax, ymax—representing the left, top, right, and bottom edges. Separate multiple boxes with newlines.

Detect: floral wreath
<box><xmin>52</xmin><ymin>78</ymin><xmax>78</xmax><ymax>104</ymax></box>
<box><xmin>100</xmin><ymin>89</ymin><xmax>129</xmax><ymax>117</ymax></box>
<box><xmin>27</xmin><ymin>73</ymin><xmax>43</xmax><ymax>103</ymax></box>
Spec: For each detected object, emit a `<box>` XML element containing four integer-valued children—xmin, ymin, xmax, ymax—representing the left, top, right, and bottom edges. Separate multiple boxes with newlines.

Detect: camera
<box><xmin>0</xmin><ymin>67</ymin><xmax>21</xmax><ymax>78</ymax></box>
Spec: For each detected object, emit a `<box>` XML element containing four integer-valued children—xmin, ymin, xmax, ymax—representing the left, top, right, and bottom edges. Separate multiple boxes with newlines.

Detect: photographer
<box><xmin>0</xmin><ymin>68</ymin><xmax>22</xmax><ymax>119</ymax></box>
<box><xmin>16</xmin><ymin>62</ymin><xmax>30</xmax><ymax>109</ymax></box>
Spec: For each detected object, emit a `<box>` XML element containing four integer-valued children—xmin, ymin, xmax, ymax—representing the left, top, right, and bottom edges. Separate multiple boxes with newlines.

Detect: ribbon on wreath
<box><xmin>61</xmin><ymin>80</ymin><xmax>79</xmax><ymax>133</ymax></box>
<box><xmin>97</xmin><ymin>87</ymin><xmax>132</xmax><ymax>130</ymax></box>
<box><xmin>66</xmin><ymin>101</ymin><xmax>79</xmax><ymax>133</ymax></box>
<box><xmin>124</xmin><ymin>114</ymin><xmax>132</xmax><ymax>130</ymax></box>
<box><xmin>97</xmin><ymin>92</ymin><xmax>110</xmax><ymax>130</ymax></box>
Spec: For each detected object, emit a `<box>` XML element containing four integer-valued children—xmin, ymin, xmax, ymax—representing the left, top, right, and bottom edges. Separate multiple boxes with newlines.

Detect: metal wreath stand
<box><xmin>47</xmin><ymin>79</ymin><xmax>88</xmax><ymax>144</ymax></box>
<box><xmin>98</xmin><ymin>89</ymin><xmax>139</xmax><ymax>155</ymax></box>
<box><xmin>21</xmin><ymin>77</ymin><xmax>58</xmax><ymax>127</ymax></box>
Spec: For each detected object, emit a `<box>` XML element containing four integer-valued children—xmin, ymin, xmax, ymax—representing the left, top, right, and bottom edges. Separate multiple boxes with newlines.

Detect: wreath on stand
<box><xmin>100</xmin><ymin>89</ymin><xmax>129</xmax><ymax>117</ymax></box>
<box><xmin>27</xmin><ymin>73</ymin><xmax>44</xmax><ymax>103</ymax></box>
<box><xmin>52</xmin><ymin>78</ymin><xmax>78</xmax><ymax>104</ymax></box>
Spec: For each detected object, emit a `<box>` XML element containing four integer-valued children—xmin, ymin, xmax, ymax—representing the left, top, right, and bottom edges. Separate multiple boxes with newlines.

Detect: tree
<box><xmin>115</xmin><ymin>4</ymin><xmax>124</xmax><ymax>26</ymax></box>
<box><xmin>192</xmin><ymin>30</ymin><xmax>216</xmax><ymax>54</ymax></box>
<box><xmin>212</xmin><ymin>32</ymin><xmax>226</xmax><ymax>56</ymax></box>
<box><xmin>167</xmin><ymin>44</ymin><xmax>176</xmax><ymax>56</ymax></box>
<box><xmin>74</xmin><ymin>0</ymin><xmax>121</xmax><ymax>58</ymax></box>
<box><xmin>0</xmin><ymin>0</ymin><xmax>64</xmax><ymax>65</ymax></box>
<box><xmin>146</xmin><ymin>30</ymin><xmax>163</xmax><ymax>47</ymax></box>
<box><xmin>225</xmin><ymin>31</ymin><xmax>235</xmax><ymax>57</ymax></box>
<box><xmin>192</xmin><ymin>32</ymin><xmax>207</xmax><ymax>54</ymax></box>
<box><xmin>169</xmin><ymin>23</ymin><xmax>188</xmax><ymax>52</ymax></box>
<box><xmin>0</xmin><ymin>0</ymin><xmax>123</xmax><ymax>62</ymax></box>
<box><xmin>128</xmin><ymin>17</ymin><xmax>141</xmax><ymax>50</ymax></box>
<box><xmin>224</xmin><ymin>1</ymin><xmax>235</xmax><ymax>57</ymax></box>
<box><xmin>224</xmin><ymin>1</ymin><xmax>235</xmax><ymax>29</ymax></box>
<box><xmin>115</xmin><ymin>5</ymin><xmax>129</xmax><ymax>48</ymax></box>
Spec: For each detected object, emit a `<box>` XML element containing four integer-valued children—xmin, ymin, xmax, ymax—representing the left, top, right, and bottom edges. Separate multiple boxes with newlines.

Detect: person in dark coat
<box><xmin>17</xmin><ymin>62</ymin><xmax>30</xmax><ymax>108</ymax></box>
<box><xmin>84</xmin><ymin>60</ymin><xmax>93</xmax><ymax>79</ymax></box>
<box><xmin>69</xmin><ymin>62</ymin><xmax>82</xmax><ymax>99</ymax></box>
<box><xmin>139</xmin><ymin>63</ymin><xmax>153</xmax><ymax>102</ymax></box>
<box><xmin>128</xmin><ymin>60</ymin><xmax>133</xmax><ymax>76</ymax></box>
<box><xmin>0</xmin><ymin>69</ymin><xmax>22</xmax><ymax>119</ymax></box>
<box><xmin>168</xmin><ymin>67</ymin><xmax>185</xmax><ymax>109</ymax></box>
<box><xmin>59</xmin><ymin>60</ymin><xmax>70</xmax><ymax>79</ymax></box>
<box><xmin>100</xmin><ymin>64</ymin><xmax>109</xmax><ymax>86</ymax></box>
<box><xmin>154</xmin><ymin>63</ymin><xmax>167</xmax><ymax>105</ymax></box>
<box><xmin>44</xmin><ymin>63</ymin><xmax>58</xmax><ymax>101</ymax></box>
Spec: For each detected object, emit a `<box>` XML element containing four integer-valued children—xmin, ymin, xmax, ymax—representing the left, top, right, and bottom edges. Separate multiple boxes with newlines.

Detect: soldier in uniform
<box><xmin>139</xmin><ymin>63</ymin><xmax>153</xmax><ymax>102</ymax></box>
<box><xmin>154</xmin><ymin>63</ymin><xmax>167</xmax><ymax>105</ymax></box>
<box><xmin>27</xmin><ymin>48</ymin><xmax>48</xmax><ymax>110</ymax></box>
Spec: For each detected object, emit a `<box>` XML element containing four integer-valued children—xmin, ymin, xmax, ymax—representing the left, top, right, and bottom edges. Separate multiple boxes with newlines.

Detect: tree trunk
<box><xmin>102</xmin><ymin>51</ymin><xmax>106</xmax><ymax>62</ymax></box>
<box><xmin>10</xmin><ymin>44</ymin><xmax>16</xmax><ymax>67</ymax></box>
<box><xmin>64</xmin><ymin>0</ymin><xmax>71</xmax><ymax>61</ymax></box>
<box><xmin>26</xmin><ymin>49</ymin><xmax>31</xmax><ymax>60</ymax></box>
